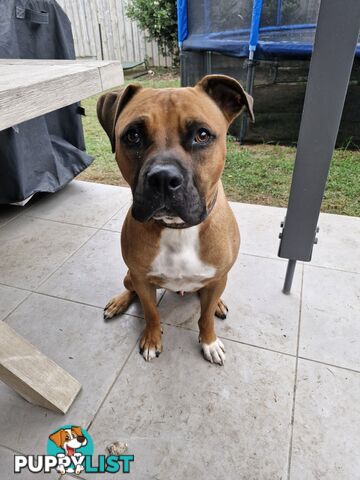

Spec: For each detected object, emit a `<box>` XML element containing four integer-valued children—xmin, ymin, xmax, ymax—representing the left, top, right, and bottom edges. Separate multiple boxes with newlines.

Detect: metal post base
<box><xmin>282</xmin><ymin>259</ymin><xmax>297</xmax><ymax>295</ymax></box>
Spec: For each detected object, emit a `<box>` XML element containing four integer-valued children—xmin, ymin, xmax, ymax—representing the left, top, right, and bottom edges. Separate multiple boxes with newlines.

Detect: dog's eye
<box><xmin>125</xmin><ymin>129</ymin><xmax>141</xmax><ymax>145</ymax></box>
<box><xmin>194</xmin><ymin>128</ymin><xmax>211</xmax><ymax>145</ymax></box>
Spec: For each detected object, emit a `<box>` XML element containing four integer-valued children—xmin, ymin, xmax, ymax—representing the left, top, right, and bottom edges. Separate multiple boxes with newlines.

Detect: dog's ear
<box><xmin>196</xmin><ymin>74</ymin><xmax>254</xmax><ymax>125</ymax></box>
<box><xmin>97</xmin><ymin>84</ymin><xmax>142</xmax><ymax>153</ymax></box>
<box><xmin>49</xmin><ymin>429</ymin><xmax>66</xmax><ymax>447</ymax></box>
<box><xmin>71</xmin><ymin>426</ymin><xmax>83</xmax><ymax>437</ymax></box>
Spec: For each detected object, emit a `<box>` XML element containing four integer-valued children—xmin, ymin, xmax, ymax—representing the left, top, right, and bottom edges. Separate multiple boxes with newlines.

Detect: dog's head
<box><xmin>97</xmin><ymin>75</ymin><xmax>254</xmax><ymax>227</ymax></box>
<box><xmin>49</xmin><ymin>426</ymin><xmax>87</xmax><ymax>454</ymax></box>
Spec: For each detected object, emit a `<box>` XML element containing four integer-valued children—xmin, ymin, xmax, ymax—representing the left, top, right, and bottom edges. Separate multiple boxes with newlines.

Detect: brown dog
<box><xmin>97</xmin><ymin>75</ymin><xmax>254</xmax><ymax>365</ymax></box>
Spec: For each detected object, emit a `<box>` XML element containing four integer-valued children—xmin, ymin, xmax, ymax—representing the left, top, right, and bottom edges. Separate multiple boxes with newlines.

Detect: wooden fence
<box><xmin>57</xmin><ymin>0</ymin><xmax>173</xmax><ymax>67</ymax></box>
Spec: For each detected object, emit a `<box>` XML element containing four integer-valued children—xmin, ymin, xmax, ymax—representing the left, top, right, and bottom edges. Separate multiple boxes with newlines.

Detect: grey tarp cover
<box><xmin>0</xmin><ymin>0</ymin><xmax>93</xmax><ymax>203</ymax></box>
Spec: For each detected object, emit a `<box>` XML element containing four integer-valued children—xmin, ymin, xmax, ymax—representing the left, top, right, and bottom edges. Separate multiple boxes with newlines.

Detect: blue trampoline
<box><xmin>177</xmin><ymin>0</ymin><xmax>360</xmax><ymax>60</ymax></box>
<box><xmin>177</xmin><ymin>0</ymin><xmax>360</xmax><ymax>144</ymax></box>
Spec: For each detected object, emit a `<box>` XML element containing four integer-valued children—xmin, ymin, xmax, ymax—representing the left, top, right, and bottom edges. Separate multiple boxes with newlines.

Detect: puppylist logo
<box><xmin>14</xmin><ymin>425</ymin><xmax>134</xmax><ymax>475</ymax></box>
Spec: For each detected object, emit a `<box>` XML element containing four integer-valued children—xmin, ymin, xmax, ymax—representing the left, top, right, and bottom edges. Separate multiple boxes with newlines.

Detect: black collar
<box><xmin>154</xmin><ymin>191</ymin><xmax>218</xmax><ymax>230</ymax></box>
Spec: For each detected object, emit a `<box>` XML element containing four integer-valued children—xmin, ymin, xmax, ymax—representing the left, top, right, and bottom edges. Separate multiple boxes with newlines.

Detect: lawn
<box><xmin>79</xmin><ymin>71</ymin><xmax>360</xmax><ymax>217</ymax></box>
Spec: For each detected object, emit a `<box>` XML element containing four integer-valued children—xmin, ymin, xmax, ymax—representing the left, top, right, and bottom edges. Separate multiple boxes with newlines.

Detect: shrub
<box><xmin>126</xmin><ymin>0</ymin><xmax>178</xmax><ymax>62</ymax></box>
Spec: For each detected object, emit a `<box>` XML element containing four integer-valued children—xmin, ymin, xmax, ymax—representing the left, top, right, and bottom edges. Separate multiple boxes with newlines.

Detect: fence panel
<box><xmin>57</xmin><ymin>0</ymin><xmax>173</xmax><ymax>66</ymax></box>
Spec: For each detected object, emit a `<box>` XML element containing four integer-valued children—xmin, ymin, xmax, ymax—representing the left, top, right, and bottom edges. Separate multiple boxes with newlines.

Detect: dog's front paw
<box><xmin>75</xmin><ymin>464</ymin><xmax>84</xmax><ymax>475</ymax></box>
<box><xmin>139</xmin><ymin>328</ymin><xmax>162</xmax><ymax>361</ymax></box>
<box><xmin>201</xmin><ymin>337</ymin><xmax>225</xmax><ymax>365</ymax></box>
<box><xmin>57</xmin><ymin>465</ymin><xmax>66</xmax><ymax>475</ymax></box>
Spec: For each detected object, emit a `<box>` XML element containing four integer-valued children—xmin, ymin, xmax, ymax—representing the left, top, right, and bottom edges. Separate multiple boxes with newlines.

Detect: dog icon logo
<box><xmin>48</xmin><ymin>425</ymin><xmax>92</xmax><ymax>475</ymax></box>
<box><xmin>15</xmin><ymin>424</ymin><xmax>134</xmax><ymax>475</ymax></box>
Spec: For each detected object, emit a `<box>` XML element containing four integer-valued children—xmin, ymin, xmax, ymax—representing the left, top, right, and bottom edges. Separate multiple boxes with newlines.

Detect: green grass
<box><xmin>79</xmin><ymin>72</ymin><xmax>360</xmax><ymax>217</ymax></box>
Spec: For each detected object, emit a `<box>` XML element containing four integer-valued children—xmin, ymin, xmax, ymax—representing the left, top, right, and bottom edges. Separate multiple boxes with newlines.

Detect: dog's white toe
<box><xmin>201</xmin><ymin>338</ymin><xmax>225</xmax><ymax>365</ymax></box>
<box><xmin>142</xmin><ymin>347</ymin><xmax>157</xmax><ymax>362</ymax></box>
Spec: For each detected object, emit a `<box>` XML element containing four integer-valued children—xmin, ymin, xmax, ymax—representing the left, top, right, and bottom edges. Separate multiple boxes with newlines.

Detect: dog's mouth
<box><xmin>152</xmin><ymin>208</ymin><xmax>188</xmax><ymax>227</ymax></box>
<box><xmin>132</xmin><ymin>191</ymin><xmax>217</xmax><ymax>229</ymax></box>
<box><xmin>66</xmin><ymin>446</ymin><xmax>75</xmax><ymax>456</ymax></box>
<box><xmin>153</xmin><ymin>216</ymin><xmax>189</xmax><ymax>229</ymax></box>
<box><xmin>131</xmin><ymin>192</ymin><xmax>208</xmax><ymax>228</ymax></box>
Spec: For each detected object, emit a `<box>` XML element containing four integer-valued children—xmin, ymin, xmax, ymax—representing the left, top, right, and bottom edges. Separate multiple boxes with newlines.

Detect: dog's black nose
<box><xmin>147</xmin><ymin>164</ymin><xmax>183</xmax><ymax>194</ymax></box>
<box><xmin>77</xmin><ymin>435</ymin><xmax>86</xmax><ymax>443</ymax></box>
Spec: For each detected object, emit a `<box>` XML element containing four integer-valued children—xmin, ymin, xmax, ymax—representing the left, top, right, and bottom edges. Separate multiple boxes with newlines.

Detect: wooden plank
<box><xmin>62</xmin><ymin>0</ymin><xmax>78</xmax><ymax>55</ymax></box>
<box><xmin>0</xmin><ymin>60</ymin><xmax>123</xmax><ymax>130</ymax></box>
<box><xmin>151</xmin><ymin>39</ymin><xmax>161</xmax><ymax>67</ymax></box>
<box><xmin>82</xmin><ymin>0</ymin><xmax>98</xmax><ymax>59</ymax></box>
<box><xmin>0</xmin><ymin>321</ymin><xmax>81</xmax><ymax>413</ymax></box>
<box><xmin>0</xmin><ymin>59</ymin><xmax>113</xmax><ymax>65</ymax></box>
<box><xmin>96</xmin><ymin>0</ymin><xmax>110</xmax><ymax>59</ymax></box>
<box><xmin>77</xmin><ymin>0</ymin><xmax>92</xmax><ymax>57</ymax></box>
<box><xmin>145</xmin><ymin>35</ymin><xmax>154</xmax><ymax>66</ymax></box>
<box><xmin>132</xmin><ymin>23</ymin><xmax>141</xmax><ymax>62</ymax></box>
<box><xmin>99</xmin><ymin>62</ymin><xmax>124</xmax><ymax>90</ymax></box>
<box><xmin>109</xmin><ymin>0</ymin><xmax>122</xmax><ymax>60</ymax></box>
<box><xmin>119</xmin><ymin>0</ymin><xmax>132</xmax><ymax>61</ymax></box>
<box><xmin>70</xmin><ymin>0</ymin><xmax>85</xmax><ymax>57</ymax></box>
<box><xmin>88</xmin><ymin>0</ymin><xmax>102</xmax><ymax>60</ymax></box>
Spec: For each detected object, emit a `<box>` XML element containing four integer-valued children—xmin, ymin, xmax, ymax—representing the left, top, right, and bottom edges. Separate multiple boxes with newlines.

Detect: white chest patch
<box><xmin>148</xmin><ymin>226</ymin><xmax>216</xmax><ymax>292</ymax></box>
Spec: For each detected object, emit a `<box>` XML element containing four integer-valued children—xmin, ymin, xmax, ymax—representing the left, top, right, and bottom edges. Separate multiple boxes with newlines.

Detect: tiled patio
<box><xmin>0</xmin><ymin>180</ymin><xmax>359</xmax><ymax>480</ymax></box>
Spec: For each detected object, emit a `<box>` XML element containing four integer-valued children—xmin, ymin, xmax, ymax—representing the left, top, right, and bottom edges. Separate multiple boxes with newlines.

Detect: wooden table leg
<box><xmin>0</xmin><ymin>321</ymin><xmax>81</xmax><ymax>414</ymax></box>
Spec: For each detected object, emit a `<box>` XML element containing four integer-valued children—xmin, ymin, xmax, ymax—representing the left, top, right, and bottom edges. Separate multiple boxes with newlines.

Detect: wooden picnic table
<box><xmin>0</xmin><ymin>59</ymin><xmax>123</xmax><ymax>130</ymax></box>
<box><xmin>0</xmin><ymin>59</ymin><xmax>123</xmax><ymax>413</ymax></box>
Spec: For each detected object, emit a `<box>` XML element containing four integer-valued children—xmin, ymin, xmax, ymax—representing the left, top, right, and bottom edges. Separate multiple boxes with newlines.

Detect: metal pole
<box><xmin>98</xmin><ymin>23</ymin><xmax>104</xmax><ymax>61</ymax></box>
<box><xmin>278</xmin><ymin>0</ymin><xmax>360</xmax><ymax>293</ymax></box>
<box><xmin>239</xmin><ymin>53</ymin><xmax>256</xmax><ymax>142</ymax></box>
<box><xmin>282</xmin><ymin>260</ymin><xmax>296</xmax><ymax>295</ymax></box>
<box><xmin>239</xmin><ymin>0</ymin><xmax>263</xmax><ymax>142</ymax></box>
<box><xmin>205</xmin><ymin>51</ymin><xmax>212</xmax><ymax>74</ymax></box>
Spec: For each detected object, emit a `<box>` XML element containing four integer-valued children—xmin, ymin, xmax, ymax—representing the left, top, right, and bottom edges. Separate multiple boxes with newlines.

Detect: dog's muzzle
<box><xmin>131</xmin><ymin>160</ymin><xmax>206</xmax><ymax>227</ymax></box>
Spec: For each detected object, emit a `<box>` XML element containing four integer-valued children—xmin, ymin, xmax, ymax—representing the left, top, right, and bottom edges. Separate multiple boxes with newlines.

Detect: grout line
<box><xmin>0</xmin><ymin>289</ymin><xmax>32</xmax><ymax>324</ymax></box>
<box><xmin>25</xmin><ymin>197</ymin><xmax>132</xmax><ymax>231</ymax></box>
<box><xmin>86</xmin><ymin>336</ymin><xmax>140</xmax><ymax>433</ymax></box>
<box><xmin>0</xmin><ymin>210</ymin><xmax>26</xmax><ymax>230</ymax></box>
<box><xmin>0</xmin><ymin>443</ymin><xmax>23</xmax><ymax>455</ymax></box>
<box><xmin>5</xmin><ymin>284</ymin><xmax>360</xmax><ymax>375</ymax></box>
<box><xmin>35</xmin><ymin>201</ymin><xmax>129</xmax><ymax>292</ymax></box>
<box><xmin>303</xmin><ymin>262</ymin><xmax>360</xmax><ymax>276</ymax></box>
<box><xmin>0</xmin><ymin>284</ymin><xmax>145</xmax><ymax>322</ymax></box>
<box><xmin>16</xmin><ymin>192</ymin><xmax>133</xmax><ymax>308</ymax></box>
<box><xmin>287</xmin><ymin>263</ymin><xmax>304</xmax><ymax>480</ymax></box>
<box><xmin>99</xmin><ymin>202</ymin><xmax>132</xmax><ymax>232</ymax></box>
<box><xmin>157</xmin><ymin>289</ymin><xmax>166</xmax><ymax>306</ymax></box>
<box><xmin>241</xmin><ymin>251</ymin><xmax>359</xmax><ymax>276</ymax></box>
<box><xmin>297</xmin><ymin>356</ymin><xmax>360</xmax><ymax>375</ymax></box>
<box><xmin>161</xmin><ymin>321</ymin><xmax>297</xmax><ymax>360</ymax></box>
<box><xmin>23</xmin><ymin>213</ymin><xmax>100</xmax><ymax>230</ymax></box>
<box><xmin>240</xmin><ymin>251</ymin><xmax>289</xmax><ymax>262</ymax></box>
<box><xmin>35</xmin><ymin>229</ymin><xmax>102</xmax><ymax>291</ymax></box>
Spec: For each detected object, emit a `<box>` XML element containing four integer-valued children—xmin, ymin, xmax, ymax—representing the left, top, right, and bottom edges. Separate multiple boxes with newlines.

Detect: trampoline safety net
<box><xmin>178</xmin><ymin>0</ymin><xmax>360</xmax><ymax>145</ymax></box>
<box><xmin>179</xmin><ymin>0</ymin><xmax>360</xmax><ymax>59</ymax></box>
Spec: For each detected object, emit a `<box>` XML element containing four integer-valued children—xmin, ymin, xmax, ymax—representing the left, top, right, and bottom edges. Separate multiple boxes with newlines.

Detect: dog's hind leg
<box><xmin>215</xmin><ymin>298</ymin><xmax>229</xmax><ymax>320</ymax></box>
<box><xmin>103</xmin><ymin>271</ymin><xmax>137</xmax><ymax>321</ymax></box>
<box><xmin>196</xmin><ymin>292</ymin><xmax>228</xmax><ymax>320</ymax></box>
